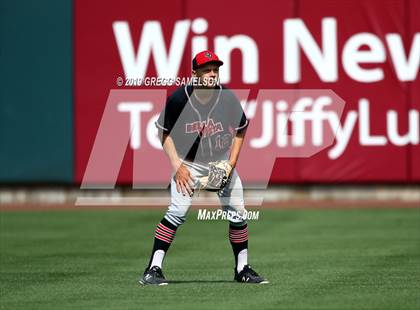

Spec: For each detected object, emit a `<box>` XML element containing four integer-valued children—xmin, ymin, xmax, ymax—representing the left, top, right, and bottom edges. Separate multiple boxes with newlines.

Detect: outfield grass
<box><xmin>0</xmin><ymin>208</ymin><xmax>419</xmax><ymax>310</ymax></box>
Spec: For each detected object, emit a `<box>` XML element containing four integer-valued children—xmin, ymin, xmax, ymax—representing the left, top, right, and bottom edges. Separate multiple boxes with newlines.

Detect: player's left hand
<box><xmin>199</xmin><ymin>160</ymin><xmax>233</xmax><ymax>192</ymax></box>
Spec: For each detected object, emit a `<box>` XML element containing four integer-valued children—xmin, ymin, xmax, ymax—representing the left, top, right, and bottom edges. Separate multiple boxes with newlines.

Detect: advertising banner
<box><xmin>75</xmin><ymin>0</ymin><xmax>419</xmax><ymax>185</ymax></box>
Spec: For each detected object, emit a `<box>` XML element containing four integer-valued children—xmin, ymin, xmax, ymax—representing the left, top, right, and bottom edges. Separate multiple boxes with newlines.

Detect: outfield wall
<box><xmin>0</xmin><ymin>0</ymin><xmax>73</xmax><ymax>183</ymax></box>
<box><xmin>1</xmin><ymin>0</ymin><xmax>419</xmax><ymax>185</ymax></box>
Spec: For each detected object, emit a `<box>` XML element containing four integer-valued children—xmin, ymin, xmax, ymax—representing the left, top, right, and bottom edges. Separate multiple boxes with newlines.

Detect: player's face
<box><xmin>193</xmin><ymin>63</ymin><xmax>220</xmax><ymax>88</ymax></box>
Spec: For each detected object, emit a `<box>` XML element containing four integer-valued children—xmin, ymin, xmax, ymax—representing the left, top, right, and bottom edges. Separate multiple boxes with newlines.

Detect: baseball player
<box><xmin>139</xmin><ymin>50</ymin><xmax>268</xmax><ymax>285</ymax></box>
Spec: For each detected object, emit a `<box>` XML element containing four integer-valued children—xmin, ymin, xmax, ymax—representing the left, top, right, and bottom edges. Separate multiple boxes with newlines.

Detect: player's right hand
<box><xmin>174</xmin><ymin>164</ymin><xmax>195</xmax><ymax>196</ymax></box>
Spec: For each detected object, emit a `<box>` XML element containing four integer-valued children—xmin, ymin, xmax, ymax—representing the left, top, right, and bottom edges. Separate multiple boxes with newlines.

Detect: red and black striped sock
<box><xmin>229</xmin><ymin>223</ymin><xmax>248</xmax><ymax>268</ymax></box>
<box><xmin>147</xmin><ymin>218</ymin><xmax>177</xmax><ymax>269</ymax></box>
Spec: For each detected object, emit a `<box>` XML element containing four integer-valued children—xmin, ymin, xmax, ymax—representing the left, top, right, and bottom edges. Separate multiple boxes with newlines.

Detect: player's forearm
<box><xmin>161</xmin><ymin>134</ymin><xmax>182</xmax><ymax>171</ymax></box>
<box><xmin>229</xmin><ymin>130</ymin><xmax>246</xmax><ymax>168</ymax></box>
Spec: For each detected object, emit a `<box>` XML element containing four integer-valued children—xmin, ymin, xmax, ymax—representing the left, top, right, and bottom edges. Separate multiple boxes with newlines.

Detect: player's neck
<box><xmin>193</xmin><ymin>88</ymin><xmax>214</xmax><ymax>105</ymax></box>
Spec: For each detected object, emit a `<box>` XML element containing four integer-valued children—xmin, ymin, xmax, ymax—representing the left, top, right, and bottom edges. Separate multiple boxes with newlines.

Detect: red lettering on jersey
<box><xmin>185</xmin><ymin>119</ymin><xmax>223</xmax><ymax>137</ymax></box>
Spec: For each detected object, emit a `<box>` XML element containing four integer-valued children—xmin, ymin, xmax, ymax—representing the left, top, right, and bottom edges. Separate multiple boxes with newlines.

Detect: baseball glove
<box><xmin>198</xmin><ymin>160</ymin><xmax>233</xmax><ymax>192</ymax></box>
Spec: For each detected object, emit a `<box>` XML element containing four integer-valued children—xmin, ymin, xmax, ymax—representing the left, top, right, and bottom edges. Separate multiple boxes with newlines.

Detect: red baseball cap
<box><xmin>192</xmin><ymin>50</ymin><xmax>223</xmax><ymax>70</ymax></box>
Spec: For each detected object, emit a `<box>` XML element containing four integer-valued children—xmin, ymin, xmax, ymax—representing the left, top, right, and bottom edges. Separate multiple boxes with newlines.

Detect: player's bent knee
<box><xmin>164</xmin><ymin>212</ymin><xmax>186</xmax><ymax>227</ymax></box>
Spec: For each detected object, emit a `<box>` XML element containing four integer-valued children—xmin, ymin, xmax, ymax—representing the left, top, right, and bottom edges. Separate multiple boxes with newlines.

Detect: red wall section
<box><xmin>74</xmin><ymin>0</ymin><xmax>419</xmax><ymax>185</ymax></box>
<box><xmin>409</xmin><ymin>0</ymin><xmax>420</xmax><ymax>181</ymax></box>
<box><xmin>75</xmin><ymin>0</ymin><xmax>185</xmax><ymax>183</ymax></box>
<box><xmin>294</xmin><ymin>0</ymin><xmax>410</xmax><ymax>182</ymax></box>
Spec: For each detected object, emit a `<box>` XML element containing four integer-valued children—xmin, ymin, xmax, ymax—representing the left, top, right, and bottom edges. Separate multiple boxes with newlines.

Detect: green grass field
<box><xmin>1</xmin><ymin>208</ymin><xmax>419</xmax><ymax>310</ymax></box>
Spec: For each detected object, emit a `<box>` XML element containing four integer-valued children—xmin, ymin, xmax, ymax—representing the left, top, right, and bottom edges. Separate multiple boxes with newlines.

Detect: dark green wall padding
<box><xmin>0</xmin><ymin>0</ymin><xmax>73</xmax><ymax>182</ymax></box>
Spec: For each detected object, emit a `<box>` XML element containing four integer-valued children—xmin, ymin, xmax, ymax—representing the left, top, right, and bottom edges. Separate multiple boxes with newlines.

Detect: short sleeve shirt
<box><xmin>156</xmin><ymin>85</ymin><xmax>248</xmax><ymax>164</ymax></box>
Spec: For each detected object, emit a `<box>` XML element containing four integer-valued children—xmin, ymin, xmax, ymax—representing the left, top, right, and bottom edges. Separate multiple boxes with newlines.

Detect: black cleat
<box><xmin>234</xmin><ymin>265</ymin><xmax>269</xmax><ymax>284</ymax></box>
<box><xmin>139</xmin><ymin>266</ymin><xmax>168</xmax><ymax>286</ymax></box>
